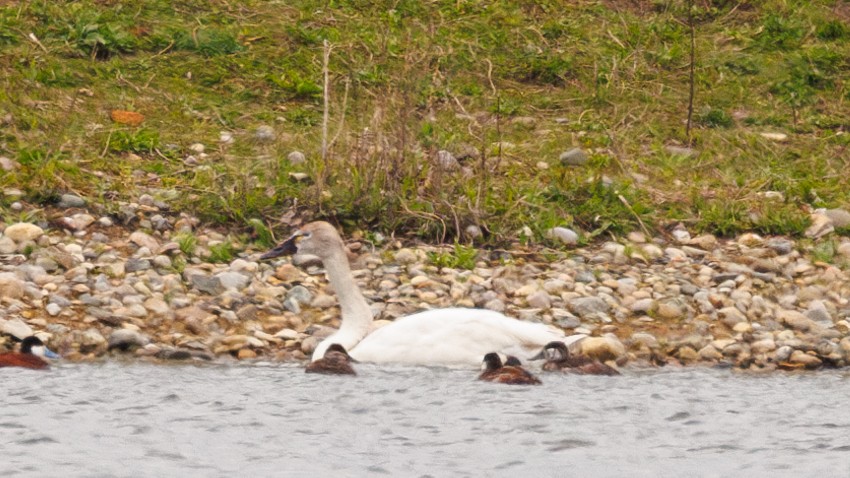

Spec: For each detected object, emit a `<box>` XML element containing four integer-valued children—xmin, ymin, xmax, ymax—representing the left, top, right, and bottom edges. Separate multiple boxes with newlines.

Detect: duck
<box><xmin>260</xmin><ymin>221</ymin><xmax>585</xmax><ymax>367</ymax></box>
<box><xmin>305</xmin><ymin>343</ymin><xmax>357</xmax><ymax>375</ymax></box>
<box><xmin>0</xmin><ymin>336</ymin><xmax>60</xmax><ymax>370</ymax></box>
<box><xmin>479</xmin><ymin>353</ymin><xmax>541</xmax><ymax>385</ymax></box>
<box><xmin>537</xmin><ymin>341</ymin><xmax>620</xmax><ymax>376</ymax></box>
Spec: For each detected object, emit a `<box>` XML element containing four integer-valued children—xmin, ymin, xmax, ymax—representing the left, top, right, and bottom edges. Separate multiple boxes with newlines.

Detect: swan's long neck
<box><xmin>323</xmin><ymin>248</ymin><xmax>372</xmax><ymax>340</ymax></box>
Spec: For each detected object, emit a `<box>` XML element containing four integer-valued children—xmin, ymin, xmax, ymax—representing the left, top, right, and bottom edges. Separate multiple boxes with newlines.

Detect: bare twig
<box><xmin>26</xmin><ymin>32</ymin><xmax>48</xmax><ymax>53</ymax></box>
<box><xmin>686</xmin><ymin>0</ymin><xmax>696</xmax><ymax>144</ymax></box>
<box><xmin>321</xmin><ymin>39</ymin><xmax>331</xmax><ymax>161</ymax></box>
<box><xmin>484</xmin><ymin>59</ymin><xmax>496</xmax><ymax>95</ymax></box>
<box><xmin>329</xmin><ymin>77</ymin><xmax>350</xmax><ymax>149</ymax></box>
<box><xmin>618</xmin><ymin>194</ymin><xmax>651</xmax><ymax>237</ymax></box>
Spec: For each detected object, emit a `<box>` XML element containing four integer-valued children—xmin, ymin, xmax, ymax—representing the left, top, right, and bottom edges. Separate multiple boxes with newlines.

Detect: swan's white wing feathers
<box><xmin>349</xmin><ymin>308</ymin><xmax>582</xmax><ymax>367</ymax></box>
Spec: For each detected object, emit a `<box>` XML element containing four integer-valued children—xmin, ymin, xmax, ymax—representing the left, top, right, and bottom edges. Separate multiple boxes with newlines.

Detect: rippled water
<box><xmin>2</xmin><ymin>363</ymin><xmax>849</xmax><ymax>477</ymax></box>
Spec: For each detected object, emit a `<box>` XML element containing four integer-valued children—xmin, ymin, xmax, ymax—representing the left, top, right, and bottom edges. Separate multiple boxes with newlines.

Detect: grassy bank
<box><xmin>1</xmin><ymin>0</ymin><xmax>848</xmax><ymax>245</ymax></box>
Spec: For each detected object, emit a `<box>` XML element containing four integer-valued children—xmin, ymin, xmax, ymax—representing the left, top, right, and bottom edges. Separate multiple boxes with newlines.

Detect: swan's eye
<box><xmin>294</xmin><ymin>232</ymin><xmax>311</xmax><ymax>244</ymax></box>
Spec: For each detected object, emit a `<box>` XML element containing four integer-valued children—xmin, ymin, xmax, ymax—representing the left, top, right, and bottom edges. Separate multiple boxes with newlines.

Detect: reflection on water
<box><xmin>2</xmin><ymin>363</ymin><xmax>850</xmax><ymax>477</ymax></box>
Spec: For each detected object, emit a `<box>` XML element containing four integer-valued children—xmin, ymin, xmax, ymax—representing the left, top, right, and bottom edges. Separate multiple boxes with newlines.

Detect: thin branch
<box><xmin>321</xmin><ymin>39</ymin><xmax>331</xmax><ymax>162</ymax></box>
<box><xmin>686</xmin><ymin>0</ymin><xmax>696</xmax><ymax>144</ymax></box>
<box><xmin>329</xmin><ymin>77</ymin><xmax>350</xmax><ymax>149</ymax></box>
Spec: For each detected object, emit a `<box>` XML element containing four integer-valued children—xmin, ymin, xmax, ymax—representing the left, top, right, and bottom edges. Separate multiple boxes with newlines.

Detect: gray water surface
<box><xmin>2</xmin><ymin>363</ymin><xmax>849</xmax><ymax>477</ymax></box>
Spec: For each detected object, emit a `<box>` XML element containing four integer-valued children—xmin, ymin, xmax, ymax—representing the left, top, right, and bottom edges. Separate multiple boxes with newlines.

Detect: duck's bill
<box><xmin>33</xmin><ymin>345</ymin><xmax>60</xmax><ymax>359</ymax></box>
<box><xmin>259</xmin><ymin>236</ymin><xmax>298</xmax><ymax>260</ymax></box>
<box><xmin>530</xmin><ymin>349</ymin><xmax>546</xmax><ymax>361</ymax></box>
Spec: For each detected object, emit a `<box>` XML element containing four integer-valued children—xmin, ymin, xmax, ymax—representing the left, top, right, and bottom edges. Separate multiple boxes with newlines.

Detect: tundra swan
<box><xmin>260</xmin><ymin>221</ymin><xmax>584</xmax><ymax>367</ymax></box>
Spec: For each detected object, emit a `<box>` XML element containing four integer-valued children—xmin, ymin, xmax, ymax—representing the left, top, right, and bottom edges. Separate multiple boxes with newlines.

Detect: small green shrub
<box><xmin>68</xmin><ymin>18</ymin><xmax>137</xmax><ymax>59</ymax></box>
<box><xmin>176</xmin><ymin>232</ymin><xmax>197</xmax><ymax>256</ymax></box>
<box><xmin>428</xmin><ymin>243</ymin><xmax>479</xmax><ymax>270</ymax></box>
<box><xmin>248</xmin><ymin>218</ymin><xmax>275</xmax><ymax>248</ymax></box>
<box><xmin>811</xmin><ymin>240</ymin><xmax>837</xmax><ymax>264</ymax></box>
<box><xmin>108</xmin><ymin>129</ymin><xmax>160</xmax><ymax>154</ymax></box>
<box><xmin>816</xmin><ymin>20</ymin><xmax>849</xmax><ymax>41</ymax></box>
<box><xmin>174</xmin><ymin>28</ymin><xmax>242</xmax><ymax>56</ymax></box>
<box><xmin>698</xmin><ymin>107</ymin><xmax>734</xmax><ymax>128</ymax></box>
<box><xmin>208</xmin><ymin>242</ymin><xmax>235</xmax><ymax>263</ymax></box>
<box><xmin>753</xmin><ymin>14</ymin><xmax>804</xmax><ymax>50</ymax></box>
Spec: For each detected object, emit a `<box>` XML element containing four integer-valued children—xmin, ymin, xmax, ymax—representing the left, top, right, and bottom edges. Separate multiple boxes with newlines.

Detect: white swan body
<box><xmin>348</xmin><ymin>308</ymin><xmax>582</xmax><ymax>366</ymax></box>
<box><xmin>260</xmin><ymin>222</ymin><xmax>585</xmax><ymax>368</ymax></box>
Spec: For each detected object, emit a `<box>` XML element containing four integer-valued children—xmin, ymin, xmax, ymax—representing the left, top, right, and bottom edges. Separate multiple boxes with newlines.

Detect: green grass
<box><xmin>1</xmin><ymin>0</ymin><xmax>849</xmax><ymax>244</ymax></box>
<box><xmin>428</xmin><ymin>243</ymin><xmax>479</xmax><ymax>270</ymax></box>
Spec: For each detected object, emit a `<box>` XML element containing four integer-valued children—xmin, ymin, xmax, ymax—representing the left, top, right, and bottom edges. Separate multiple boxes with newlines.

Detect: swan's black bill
<box><xmin>259</xmin><ymin>236</ymin><xmax>299</xmax><ymax>260</ymax></box>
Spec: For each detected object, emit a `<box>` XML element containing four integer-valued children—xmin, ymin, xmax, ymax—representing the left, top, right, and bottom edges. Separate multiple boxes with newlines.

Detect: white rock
<box><xmin>526</xmin><ymin>290</ymin><xmax>552</xmax><ymax>309</ymax></box>
<box><xmin>436</xmin><ymin>150</ymin><xmax>459</xmax><ymax>170</ymax></box>
<box><xmin>0</xmin><ymin>272</ymin><xmax>24</xmax><ymax>299</ymax></box>
<box><xmin>144</xmin><ymin>297</ymin><xmax>171</xmax><ymax>316</ymax></box>
<box><xmin>0</xmin><ymin>318</ymin><xmax>34</xmax><ymax>339</ymax></box>
<box><xmin>805</xmin><ymin>212</ymin><xmax>834</xmax><ymax>239</ymax></box>
<box><xmin>760</xmin><ymin>132</ymin><xmax>788</xmax><ymax>142</ymax></box>
<box><xmin>0</xmin><ymin>236</ymin><xmax>16</xmax><ymax>254</ymax></box>
<box><xmin>3</xmin><ymin>223</ymin><xmax>44</xmax><ymax>242</ymax></box>
<box><xmin>547</xmin><ymin>227</ymin><xmax>579</xmax><ymax>246</ymax></box>
<box><xmin>129</xmin><ymin>231</ymin><xmax>160</xmax><ymax>251</ymax></box>
<box><xmin>62</xmin><ymin>213</ymin><xmax>95</xmax><ymax>231</ymax></box>
<box><xmin>216</xmin><ymin>271</ymin><xmax>250</xmax><ymax>290</ymax></box>
<box><xmin>394</xmin><ymin>249</ymin><xmax>418</xmax><ymax>264</ymax></box>
<box><xmin>671</xmin><ymin>228</ymin><xmax>691</xmax><ymax>243</ymax></box>
<box><xmin>0</xmin><ymin>156</ymin><xmax>20</xmax><ymax>171</ymax></box>
<box><xmin>287</xmin><ymin>151</ymin><xmax>306</xmax><ymax>165</ymax></box>
<box><xmin>274</xmin><ymin>328</ymin><xmax>299</xmax><ymax>340</ymax></box>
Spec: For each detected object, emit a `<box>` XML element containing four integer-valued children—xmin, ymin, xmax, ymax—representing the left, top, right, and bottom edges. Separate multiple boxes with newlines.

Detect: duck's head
<box><xmin>260</xmin><ymin>221</ymin><xmax>344</xmax><ymax>261</ymax></box>
<box><xmin>325</xmin><ymin>343</ymin><xmax>356</xmax><ymax>362</ymax></box>
<box><xmin>481</xmin><ymin>352</ymin><xmax>504</xmax><ymax>372</ymax></box>
<box><xmin>531</xmin><ymin>341</ymin><xmax>569</xmax><ymax>361</ymax></box>
<box><xmin>20</xmin><ymin>336</ymin><xmax>60</xmax><ymax>359</ymax></box>
<box><xmin>504</xmin><ymin>356</ymin><xmax>523</xmax><ymax>367</ymax></box>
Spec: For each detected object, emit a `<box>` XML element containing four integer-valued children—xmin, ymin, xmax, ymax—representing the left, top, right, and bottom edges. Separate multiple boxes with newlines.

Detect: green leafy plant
<box><xmin>208</xmin><ymin>242</ymin><xmax>235</xmax><ymax>263</ymax></box>
<box><xmin>428</xmin><ymin>243</ymin><xmax>479</xmax><ymax>270</ymax></box>
<box><xmin>176</xmin><ymin>232</ymin><xmax>198</xmax><ymax>256</ymax></box>
<box><xmin>107</xmin><ymin>129</ymin><xmax>160</xmax><ymax>154</ymax></box>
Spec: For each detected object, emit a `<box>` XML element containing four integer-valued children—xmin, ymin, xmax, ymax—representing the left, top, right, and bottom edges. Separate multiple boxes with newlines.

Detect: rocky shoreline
<box><xmin>2</xmin><ymin>198</ymin><xmax>850</xmax><ymax>372</ymax></box>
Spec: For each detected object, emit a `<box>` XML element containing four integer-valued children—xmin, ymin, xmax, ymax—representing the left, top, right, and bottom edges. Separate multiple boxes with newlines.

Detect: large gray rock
<box><xmin>108</xmin><ymin>329</ymin><xmax>150</xmax><ymax>351</ymax></box>
<box><xmin>57</xmin><ymin>193</ymin><xmax>86</xmax><ymax>208</ymax></box>
<box><xmin>825</xmin><ymin>209</ymin><xmax>850</xmax><ymax>229</ymax></box>
<box><xmin>216</xmin><ymin>271</ymin><xmax>250</xmax><ymax>290</ymax></box>
<box><xmin>190</xmin><ymin>275</ymin><xmax>224</xmax><ymax>295</ymax></box>
<box><xmin>568</xmin><ymin>296</ymin><xmax>610</xmax><ymax>317</ymax></box>
<box><xmin>129</xmin><ymin>231</ymin><xmax>160</xmax><ymax>251</ymax></box>
<box><xmin>285</xmin><ymin>285</ymin><xmax>313</xmax><ymax>305</ymax></box>
<box><xmin>559</xmin><ymin>147</ymin><xmax>588</xmax><ymax>166</ymax></box>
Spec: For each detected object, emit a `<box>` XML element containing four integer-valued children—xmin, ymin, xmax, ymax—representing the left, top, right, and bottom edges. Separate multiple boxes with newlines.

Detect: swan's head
<box><xmin>481</xmin><ymin>352</ymin><xmax>504</xmax><ymax>372</ymax></box>
<box><xmin>504</xmin><ymin>356</ymin><xmax>523</xmax><ymax>367</ymax></box>
<box><xmin>260</xmin><ymin>221</ymin><xmax>345</xmax><ymax>261</ymax></box>
<box><xmin>542</xmin><ymin>341</ymin><xmax>570</xmax><ymax>361</ymax></box>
